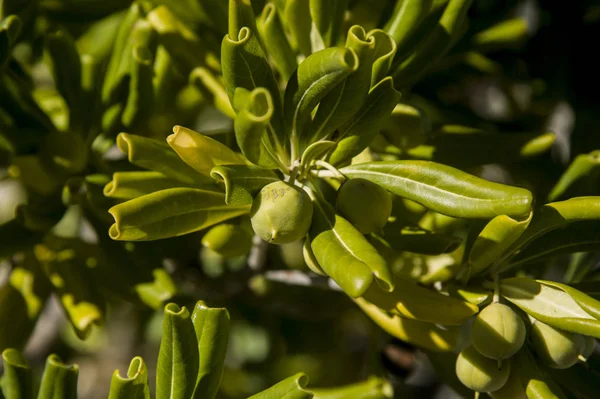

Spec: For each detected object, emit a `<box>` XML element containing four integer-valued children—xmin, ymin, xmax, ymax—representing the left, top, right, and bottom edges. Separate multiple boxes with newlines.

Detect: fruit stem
<box><xmin>493</xmin><ymin>274</ymin><xmax>500</xmax><ymax>304</ymax></box>
<box><xmin>315</xmin><ymin>160</ymin><xmax>346</xmax><ymax>180</ymax></box>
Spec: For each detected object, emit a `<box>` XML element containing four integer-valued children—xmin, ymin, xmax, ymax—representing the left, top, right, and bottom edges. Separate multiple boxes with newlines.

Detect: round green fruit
<box><xmin>455</xmin><ymin>346</ymin><xmax>510</xmax><ymax>392</ymax></box>
<box><xmin>201</xmin><ymin>223</ymin><xmax>253</xmax><ymax>258</ymax></box>
<box><xmin>335</xmin><ymin>178</ymin><xmax>392</xmax><ymax>234</ymax></box>
<box><xmin>471</xmin><ymin>303</ymin><xmax>526</xmax><ymax>360</ymax></box>
<box><xmin>531</xmin><ymin>321</ymin><xmax>584</xmax><ymax>369</ymax></box>
<box><xmin>250</xmin><ymin>181</ymin><xmax>313</xmax><ymax>244</ymax></box>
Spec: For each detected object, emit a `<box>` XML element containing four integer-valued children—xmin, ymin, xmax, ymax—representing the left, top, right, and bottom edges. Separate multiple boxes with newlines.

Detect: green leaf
<box><xmin>328</xmin><ymin>77</ymin><xmax>401</xmax><ymax>165</ymax></box>
<box><xmin>362</xmin><ymin>277</ymin><xmax>478</xmax><ymax>325</ymax></box>
<box><xmin>354</xmin><ymin>297</ymin><xmax>459</xmax><ymax>351</ymax></box>
<box><xmin>368</xmin><ymin>29</ymin><xmax>397</xmax><ymax>86</ymax></box>
<box><xmin>166</xmin><ymin>126</ymin><xmax>244</xmax><ymax>177</ymax></box>
<box><xmin>308</xmin><ymin>25</ymin><xmax>376</xmax><ymax>146</ymax></box>
<box><xmin>108</xmin><ymin>187</ymin><xmax>250</xmax><ymax>241</ymax></box>
<box><xmin>108</xmin><ymin>357</ymin><xmax>150</xmax><ymax>399</ymax></box>
<box><xmin>0</xmin><ymin>262</ymin><xmax>51</xmax><ymax>351</ymax></box>
<box><xmin>282</xmin><ymin>0</ymin><xmax>312</xmax><ymax>56</ymax></box>
<box><xmin>76</xmin><ymin>10</ymin><xmax>126</xmax><ymax>60</ymax></box>
<box><xmin>500</xmin><ymin>277</ymin><xmax>600</xmax><ymax>339</ymax></box>
<box><xmin>233</xmin><ymin>88</ymin><xmax>282</xmax><ymax>169</ymax></box>
<box><xmin>228</xmin><ymin>0</ymin><xmax>260</xmax><ymax>47</ymax></box>
<box><xmin>548</xmin><ymin>151</ymin><xmax>600</xmax><ymax>201</ymax></box>
<box><xmin>210</xmin><ymin>164</ymin><xmax>280</xmax><ymax>206</ymax></box>
<box><xmin>121</xmin><ymin>44</ymin><xmax>155</xmax><ymax>129</ymax></box>
<box><xmin>248</xmin><ymin>373</ymin><xmax>313</xmax><ymax>399</ymax></box>
<box><xmin>284</xmin><ymin>47</ymin><xmax>358</xmax><ymax>157</ymax></box>
<box><xmin>156</xmin><ymin>303</ymin><xmax>199</xmax><ymax>399</ymax></box>
<box><xmin>379</xmin><ymin>227</ymin><xmax>461</xmax><ymax>255</ymax></box>
<box><xmin>468</xmin><ymin>212</ymin><xmax>532</xmax><ymax>276</ymax></box>
<box><xmin>309</xmin><ymin>0</ymin><xmax>348</xmax><ymax>47</ymax></box>
<box><xmin>384</xmin><ymin>0</ymin><xmax>433</xmax><ymax>52</ymax></box>
<box><xmin>257</xmin><ymin>3</ymin><xmax>297</xmax><ymax>81</ymax></box>
<box><xmin>308</xmin><ymin>187</ymin><xmax>393</xmax><ymax>297</ymax></box>
<box><xmin>44</xmin><ymin>30</ymin><xmax>83</xmax><ymax>132</ymax></box>
<box><xmin>37</xmin><ymin>354</ymin><xmax>79</xmax><ymax>399</ymax></box>
<box><xmin>472</xmin><ymin>18</ymin><xmax>528</xmax><ymax>51</ymax></box>
<box><xmin>547</xmin><ymin>362</ymin><xmax>600</xmax><ymax>399</ymax></box>
<box><xmin>191</xmin><ymin>301</ymin><xmax>231</xmax><ymax>399</ymax></box>
<box><xmin>221</xmin><ymin>26</ymin><xmax>285</xmax><ymax>139</ymax></box>
<box><xmin>1</xmin><ymin>15</ymin><xmax>22</xmax><ymax>69</ymax></box>
<box><xmin>116</xmin><ymin>133</ymin><xmax>209</xmax><ymax>185</ymax></box>
<box><xmin>512</xmin><ymin>348</ymin><xmax>567</xmax><ymax>399</ymax></box>
<box><xmin>146</xmin><ymin>5</ymin><xmax>206</xmax><ymax>74</ymax></box>
<box><xmin>526</xmin><ymin>280</ymin><xmax>600</xmax><ymax>321</ymax></box>
<box><xmin>300</xmin><ymin>140</ymin><xmax>337</xmax><ymax>169</ymax></box>
<box><xmin>104</xmin><ymin>171</ymin><xmax>200</xmax><ymax>200</ymax></box>
<box><xmin>311</xmin><ymin>376</ymin><xmax>393</xmax><ymax>399</ymax></box>
<box><xmin>189</xmin><ymin>67</ymin><xmax>236</xmax><ymax>119</ymax></box>
<box><xmin>341</xmin><ymin>160</ymin><xmax>533</xmax><ymax>218</ymax></box>
<box><xmin>392</xmin><ymin>0</ymin><xmax>473</xmax><ymax>87</ymax></box>
<box><xmin>0</xmin><ymin>349</ymin><xmax>33</xmax><ymax>399</ymax></box>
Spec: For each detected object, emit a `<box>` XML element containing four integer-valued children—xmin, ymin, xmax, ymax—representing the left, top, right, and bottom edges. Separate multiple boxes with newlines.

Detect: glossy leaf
<box><xmin>300</xmin><ymin>140</ymin><xmax>337</xmax><ymax>169</ymax></box>
<box><xmin>282</xmin><ymin>0</ymin><xmax>312</xmax><ymax>56</ymax></box>
<box><xmin>309</xmin><ymin>0</ymin><xmax>348</xmax><ymax>47</ymax></box>
<box><xmin>468</xmin><ymin>212</ymin><xmax>532</xmax><ymax>276</ymax></box>
<box><xmin>121</xmin><ymin>44</ymin><xmax>155</xmax><ymax>129</ymax></box>
<box><xmin>258</xmin><ymin>3</ymin><xmax>297</xmax><ymax>81</ymax></box>
<box><xmin>328</xmin><ymin>77</ymin><xmax>401</xmax><ymax>165</ymax></box>
<box><xmin>378</xmin><ymin>227</ymin><xmax>461</xmax><ymax>255</ymax></box>
<box><xmin>284</xmin><ymin>47</ymin><xmax>358</xmax><ymax>156</ymax></box>
<box><xmin>512</xmin><ymin>348</ymin><xmax>567</xmax><ymax>399</ymax></box>
<box><xmin>368</xmin><ymin>29</ymin><xmax>397</xmax><ymax>86</ymax></box>
<box><xmin>0</xmin><ymin>349</ymin><xmax>32</xmax><ymax>399</ymax></box>
<box><xmin>108</xmin><ymin>187</ymin><xmax>250</xmax><ymax>241</ymax></box>
<box><xmin>167</xmin><ymin>125</ymin><xmax>244</xmax><ymax>177</ymax></box>
<box><xmin>362</xmin><ymin>277</ymin><xmax>478</xmax><ymax>325</ymax></box>
<box><xmin>548</xmin><ymin>151</ymin><xmax>600</xmax><ymax>201</ymax></box>
<box><xmin>75</xmin><ymin>10</ymin><xmax>126</xmax><ymax>60</ymax></box>
<box><xmin>104</xmin><ymin>171</ymin><xmax>198</xmax><ymax>200</ymax></box>
<box><xmin>392</xmin><ymin>0</ymin><xmax>473</xmax><ymax>87</ymax></box>
<box><xmin>44</xmin><ymin>30</ymin><xmax>83</xmax><ymax>132</ymax></box>
<box><xmin>355</xmin><ymin>298</ymin><xmax>458</xmax><ymax>351</ymax></box>
<box><xmin>116</xmin><ymin>133</ymin><xmax>208</xmax><ymax>185</ymax></box>
<box><xmin>233</xmin><ymin>88</ymin><xmax>281</xmax><ymax>169</ymax></box>
<box><xmin>156</xmin><ymin>303</ymin><xmax>199</xmax><ymax>399</ymax></box>
<box><xmin>221</xmin><ymin>26</ymin><xmax>284</xmax><ymax>138</ymax></box>
<box><xmin>191</xmin><ymin>301</ymin><xmax>231</xmax><ymax>399</ymax></box>
<box><xmin>108</xmin><ymin>357</ymin><xmax>150</xmax><ymax>399</ymax></box>
<box><xmin>308</xmin><ymin>188</ymin><xmax>393</xmax><ymax>297</ymax></box>
<box><xmin>384</xmin><ymin>0</ymin><xmax>433</xmax><ymax>51</ymax></box>
<box><xmin>38</xmin><ymin>354</ymin><xmax>79</xmax><ymax>399</ymax></box>
<box><xmin>547</xmin><ymin>362</ymin><xmax>600</xmax><ymax>399</ymax></box>
<box><xmin>311</xmin><ymin>376</ymin><xmax>393</xmax><ymax>399</ymax></box>
<box><xmin>146</xmin><ymin>6</ymin><xmax>205</xmax><ymax>74</ymax></box>
<box><xmin>341</xmin><ymin>160</ymin><xmax>533</xmax><ymax>218</ymax></box>
<box><xmin>228</xmin><ymin>0</ymin><xmax>260</xmax><ymax>46</ymax></box>
<box><xmin>309</xmin><ymin>25</ymin><xmax>375</xmax><ymax>145</ymax></box>
<box><xmin>472</xmin><ymin>18</ymin><xmax>528</xmax><ymax>51</ymax></box>
<box><xmin>248</xmin><ymin>373</ymin><xmax>313</xmax><ymax>399</ymax></box>
<box><xmin>528</xmin><ymin>280</ymin><xmax>600</xmax><ymax>321</ymax></box>
<box><xmin>210</xmin><ymin>164</ymin><xmax>279</xmax><ymax>206</ymax></box>
<box><xmin>0</xmin><ymin>262</ymin><xmax>51</xmax><ymax>351</ymax></box>
<box><xmin>302</xmin><ymin>239</ymin><xmax>327</xmax><ymax>276</ymax></box>
<box><xmin>501</xmin><ymin>277</ymin><xmax>600</xmax><ymax>338</ymax></box>
<box><xmin>189</xmin><ymin>67</ymin><xmax>236</xmax><ymax>119</ymax></box>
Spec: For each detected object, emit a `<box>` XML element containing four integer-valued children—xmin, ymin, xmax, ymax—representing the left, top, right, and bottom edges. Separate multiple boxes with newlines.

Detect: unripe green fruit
<box><xmin>580</xmin><ymin>336</ymin><xmax>596</xmax><ymax>360</ymax></box>
<box><xmin>335</xmin><ymin>178</ymin><xmax>392</xmax><ymax>234</ymax></box>
<box><xmin>530</xmin><ymin>321</ymin><xmax>585</xmax><ymax>369</ymax></box>
<box><xmin>455</xmin><ymin>346</ymin><xmax>510</xmax><ymax>392</ymax></box>
<box><xmin>250</xmin><ymin>181</ymin><xmax>313</xmax><ymax>244</ymax></box>
<box><xmin>201</xmin><ymin>223</ymin><xmax>253</xmax><ymax>258</ymax></box>
<box><xmin>471</xmin><ymin>303</ymin><xmax>526</xmax><ymax>360</ymax></box>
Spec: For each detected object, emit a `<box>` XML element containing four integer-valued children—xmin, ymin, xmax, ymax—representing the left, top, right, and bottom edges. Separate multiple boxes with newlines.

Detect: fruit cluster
<box><xmin>456</xmin><ymin>302</ymin><xmax>595</xmax><ymax>396</ymax></box>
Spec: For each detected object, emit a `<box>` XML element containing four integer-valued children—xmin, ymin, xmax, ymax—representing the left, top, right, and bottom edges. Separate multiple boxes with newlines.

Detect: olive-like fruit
<box><xmin>471</xmin><ymin>303</ymin><xmax>526</xmax><ymax>360</ymax></box>
<box><xmin>530</xmin><ymin>321</ymin><xmax>585</xmax><ymax>369</ymax></box>
<box><xmin>201</xmin><ymin>223</ymin><xmax>253</xmax><ymax>258</ymax></box>
<box><xmin>335</xmin><ymin>178</ymin><xmax>392</xmax><ymax>234</ymax></box>
<box><xmin>455</xmin><ymin>346</ymin><xmax>510</xmax><ymax>392</ymax></box>
<box><xmin>580</xmin><ymin>336</ymin><xmax>596</xmax><ymax>360</ymax></box>
<box><xmin>489</xmin><ymin>370</ymin><xmax>527</xmax><ymax>399</ymax></box>
<box><xmin>250</xmin><ymin>181</ymin><xmax>313</xmax><ymax>244</ymax></box>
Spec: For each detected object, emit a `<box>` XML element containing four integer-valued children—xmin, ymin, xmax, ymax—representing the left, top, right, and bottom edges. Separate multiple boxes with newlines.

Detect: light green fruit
<box><xmin>471</xmin><ymin>303</ymin><xmax>526</xmax><ymax>360</ymax></box>
<box><xmin>455</xmin><ymin>346</ymin><xmax>510</xmax><ymax>392</ymax></box>
<box><xmin>580</xmin><ymin>336</ymin><xmax>596</xmax><ymax>360</ymax></box>
<box><xmin>250</xmin><ymin>181</ymin><xmax>313</xmax><ymax>244</ymax></box>
<box><xmin>335</xmin><ymin>178</ymin><xmax>392</xmax><ymax>234</ymax></box>
<box><xmin>488</xmin><ymin>369</ymin><xmax>527</xmax><ymax>399</ymax></box>
<box><xmin>530</xmin><ymin>321</ymin><xmax>585</xmax><ymax>369</ymax></box>
<box><xmin>201</xmin><ymin>223</ymin><xmax>253</xmax><ymax>258</ymax></box>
